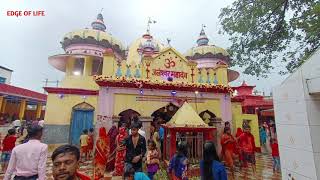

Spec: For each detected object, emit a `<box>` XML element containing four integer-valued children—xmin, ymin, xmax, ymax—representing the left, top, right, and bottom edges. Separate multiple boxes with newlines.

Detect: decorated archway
<box><xmin>118</xmin><ymin>109</ymin><xmax>141</xmax><ymax>128</ymax></box>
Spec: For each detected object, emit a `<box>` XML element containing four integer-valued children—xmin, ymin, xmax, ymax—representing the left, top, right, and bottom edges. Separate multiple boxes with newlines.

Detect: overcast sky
<box><xmin>0</xmin><ymin>0</ymin><xmax>288</xmax><ymax>94</ymax></box>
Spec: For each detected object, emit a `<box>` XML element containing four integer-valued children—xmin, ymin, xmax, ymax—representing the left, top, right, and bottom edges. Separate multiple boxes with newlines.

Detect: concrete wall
<box><xmin>0</xmin><ymin>67</ymin><xmax>12</xmax><ymax>84</ymax></box>
<box><xmin>274</xmin><ymin>49</ymin><xmax>320</xmax><ymax>180</ymax></box>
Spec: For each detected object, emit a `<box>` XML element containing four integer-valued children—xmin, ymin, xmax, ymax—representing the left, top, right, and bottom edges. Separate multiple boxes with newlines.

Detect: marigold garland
<box><xmin>93</xmin><ymin>75</ymin><xmax>234</xmax><ymax>94</ymax></box>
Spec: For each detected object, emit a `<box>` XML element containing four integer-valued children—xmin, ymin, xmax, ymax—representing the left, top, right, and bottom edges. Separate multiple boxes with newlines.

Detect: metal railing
<box><xmin>165</xmin><ymin>132</ymin><xmax>204</xmax><ymax>164</ymax></box>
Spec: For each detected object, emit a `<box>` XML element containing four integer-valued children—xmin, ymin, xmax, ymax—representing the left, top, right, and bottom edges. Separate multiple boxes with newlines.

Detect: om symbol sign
<box><xmin>164</xmin><ymin>57</ymin><xmax>176</xmax><ymax>68</ymax></box>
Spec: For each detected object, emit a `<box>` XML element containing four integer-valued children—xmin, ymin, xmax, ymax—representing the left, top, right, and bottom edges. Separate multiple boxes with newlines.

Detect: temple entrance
<box><xmin>118</xmin><ymin>109</ymin><xmax>141</xmax><ymax>128</ymax></box>
<box><xmin>70</xmin><ymin>102</ymin><xmax>94</xmax><ymax>145</ymax></box>
<box><xmin>151</xmin><ymin>103</ymin><xmax>179</xmax><ymax>122</ymax></box>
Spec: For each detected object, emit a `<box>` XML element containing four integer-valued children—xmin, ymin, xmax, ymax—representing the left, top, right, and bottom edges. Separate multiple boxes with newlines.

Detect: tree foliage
<box><xmin>219</xmin><ymin>0</ymin><xmax>320</xmax><ymax>77</ymax></box>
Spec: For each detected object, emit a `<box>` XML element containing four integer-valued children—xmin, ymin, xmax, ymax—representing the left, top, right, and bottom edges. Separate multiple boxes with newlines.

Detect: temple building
<box><xmin>232</xmin><ymin>81</ymin><xmax>274</xmax><ymax>126</ymax></box>
<box><xmin>0</xmin><ymin>66</ymin><xmax>46</xmax><ymax>123</ymax></box>
<box><xmin>44</xmin><ymin>13</ymin><xmax>261</xmax><ymax>151</ymax></box>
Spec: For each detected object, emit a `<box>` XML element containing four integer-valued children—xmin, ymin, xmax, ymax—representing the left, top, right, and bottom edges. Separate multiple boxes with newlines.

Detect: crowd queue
<box><xmin>0</xmin><ymin>116</ymin><xmax>280</xmax><ymax>180</ymax></box>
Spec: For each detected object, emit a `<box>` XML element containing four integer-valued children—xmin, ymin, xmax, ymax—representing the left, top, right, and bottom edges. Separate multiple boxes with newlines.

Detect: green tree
<box><xmin>219</xmin><ymin>0</ymin><xmax>320</xmax><ymax>77</ymax></box>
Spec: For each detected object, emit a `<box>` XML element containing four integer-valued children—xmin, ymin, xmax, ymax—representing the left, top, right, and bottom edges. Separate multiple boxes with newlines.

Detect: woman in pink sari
<box><xmin>113</xmin><ymin>126</ymin><xmax>128</xmax><ymax>176</ymax></box>
<box><xmin>93</xmin><ymin>127</ymin><xmax>110</xmax><ymax>180</ymax></box>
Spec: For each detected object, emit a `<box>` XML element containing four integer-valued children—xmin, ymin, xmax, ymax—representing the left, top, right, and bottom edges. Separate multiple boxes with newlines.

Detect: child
<box><xmin>1</xmin><ymin>129</ymin><xmax>17</xmax><ymax>173</ymax></box>
<box><xmin>146</xmin><ymin>140</ymin><xmax>160</xmax><ymax>179</ymax></box>
<box><xmin>124</xmin><ymin>167</ymin><xmax>150</xmax><ymax>180</ymax></box>
<box><xmin>87</xmin><ymin>128</ymin><xmax>94</xmax><ymax>158</ymax></box>
<box><xmin>168</xmin><ymin>142</ymin><xmax>188</xmax><ymax>180</ymax></box>
<box><xmin>271</xmin><ymin>138</ymin><xmax>281</xmax><ymax>173</ymax></box>
<box><xmin>80</xmin><ymin>129</ymin><xmax>89</xmax><ymax>161</ymax></box>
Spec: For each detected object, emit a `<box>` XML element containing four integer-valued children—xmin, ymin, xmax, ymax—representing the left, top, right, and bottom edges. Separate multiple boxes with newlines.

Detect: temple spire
<box><xmin>197</xmin><ymin>24</ymin><xmax>209</xmax><ymax>46</ymax></box>
<box><xmin>91</xmin><ymin>11</ymin><xmax>106</xmax><ymax>32</ymax></box>
<box><xmin>146</xmin><ymin>17</ymin><xmax>156</xmax><ymax>35</ymax></box>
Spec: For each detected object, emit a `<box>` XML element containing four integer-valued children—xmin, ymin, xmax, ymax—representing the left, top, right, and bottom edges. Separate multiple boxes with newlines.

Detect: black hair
<box><xmin>131</xmin><ymin>122</ymin><xmax>140</xmax><ymax>129</ymax></box>
<box><xmin>8</xmin><ymin>129</ymin><xmax>16</xmax><ymax>136</ymax></box>
<box><xmin>223</xmin><ymin>127</ymin><xmax>230</xmax><ymax>134</ymax></box>
<box><xmin>203</xmin><ymin>141</ymin><xmax>220</xmax><ymax>179</ymax></box>
<box><xmin>173</xmin><ymin>141</ymin><xmax>188</xmax><ymax>173</ymax></box>
<box><xmin>5</xmin><ymin>128</ymin><xmax>16</xmax><ymax>138</ymax></box>
<box><xmin>225</xmin><ymin>121</ymin><xmax>230</xmax><ymax>125</ymax></box>
<box><xmin>27</xmin><ymin>125</ymin><xmax>43</xmax><ymax>138</ymax></box>
<box><xmin>51</xmin><ymin>144</ymin><xmax>80</xmax><ymax>161</ymax></box>
<box><xmin>124</xmin><ymin>167</ymin><xmax>135</xmax><ymax>177</ymax></box>
<box><xmin>89</xmin><ymin>128</ymin><xmax>94</xmax><ymax>132</ymax></box>
<box><xmin>83</xmin><ymin>129</ymin><xmax>88</xmax><ymax>134</ymax></box>
<box><xmin>148</xmin><ymin>140</ymin><xmax>157</xmax><ymax>149</ymax></box>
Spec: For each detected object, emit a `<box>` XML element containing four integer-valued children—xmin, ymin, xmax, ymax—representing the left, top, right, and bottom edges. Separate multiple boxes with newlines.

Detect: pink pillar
<box><xmin>220</xmin><ymin>94</ymin><xmax>232</xmax><ymax>124</ymax></box>
<box><xmin>97</xmin><ymin>87</ymin><xmax>114</xmax><ymax>132</ymax></box>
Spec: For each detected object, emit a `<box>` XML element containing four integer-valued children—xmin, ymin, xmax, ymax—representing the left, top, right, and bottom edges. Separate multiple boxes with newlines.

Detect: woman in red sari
<box><xmin>93</xmin><ymin>127</ymin><xmax>110</xmax><ymax>180</ymax></box>
<box><xmin>105</xmin><ymin>123</ymin><xmax>119</xmax><ymax>172</ymax></box>
<box><xmin>113</xmin><ymin>126</ymin><xmax>128</xmax><ymax>176</ymax></box>
<box><xmin>221</xmin><ymin>127</ymin><xmax>236</xmax><ymax>177</ymax></box>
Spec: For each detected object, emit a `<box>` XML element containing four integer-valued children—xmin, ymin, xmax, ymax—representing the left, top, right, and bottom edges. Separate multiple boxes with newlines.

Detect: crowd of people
<box><xmin>0</xmin><ymin>124</ymin><xmax>91</xmax><ymax>180</ymax></box>
<box><xmin>0</xmin><ymin>116</ymin><xmax>280</xmax><ymax>180</ymax></box>
<box><xmin>220</xmin><ymin>121</ymin><xmax>281</xmax><ymax>178</ymax></box>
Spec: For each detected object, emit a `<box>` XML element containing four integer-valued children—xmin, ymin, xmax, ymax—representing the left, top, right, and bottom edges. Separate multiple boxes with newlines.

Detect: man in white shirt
<box><xmin>4</xmin><ymin>125</ymin><xmax>48</xmax><ymax>180</ymax></box>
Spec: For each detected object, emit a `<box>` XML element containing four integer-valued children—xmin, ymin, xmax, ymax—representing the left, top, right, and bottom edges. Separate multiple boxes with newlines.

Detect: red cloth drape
<box><xmin>93</xmin><ymin>127</ymin><xmax>110</xmax><ymax>180</ymax></box>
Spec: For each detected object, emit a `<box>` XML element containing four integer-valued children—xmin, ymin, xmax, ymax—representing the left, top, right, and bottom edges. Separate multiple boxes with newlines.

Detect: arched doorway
<box><xmin>70</xmin><ymin>102</ymin><xmax>94</xmax><ymax>145</ymax></box>
<box><xmin>151</xmin><ymin>103</ymin><xmax>179</xmax><ymax>122</ymax></box>
<box><xmin>199</xmin><ymin>110</ymin><xmax>216</xmax><ymax>125</ymax></box>
<box><xmin>118</xmin><ymin>109</ymin><xmax>141</xmax><ymax>128</ymax></box>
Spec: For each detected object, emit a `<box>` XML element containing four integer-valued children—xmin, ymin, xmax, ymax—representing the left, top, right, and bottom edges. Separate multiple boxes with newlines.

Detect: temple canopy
<box><xmin>167</xmin><ymin>102</ymin><xmax>207</xmax><ymax>127</ymax></box>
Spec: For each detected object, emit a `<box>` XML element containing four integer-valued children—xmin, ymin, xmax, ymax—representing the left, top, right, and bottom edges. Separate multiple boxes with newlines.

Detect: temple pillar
<box><xmin>97</xmin><ymin>87</ymin><xmax>115</xmax><ymax>132</ymax></box>
<box><xmin>163</xmin><ymin>127</ymin><xmax>167</xmax><ymax>160</ymax></box>
<box><xmin>36</xmin><ymin>102</ymin><xmax>42</xmax><ymax>119</ymax></box>
<box><xmin>169</xmin><ymin>129</ymin><xmax>176</xmax><ymax>158</ymax></box>
<box><xmin>66</xmin><ymin>57</ymin><xmax>75</xmax><ymax>76</ymax></box>
<box><xmin>0</xmin><ymin>96</ymin><xmax>4</xmax><ymax>113</ymax></box>
<box><xmin>18</xmin><ymin>99</ymin><xmax>26</xmax><ymax>120</ymax></box>
<box><xmin>84</xmin><ymin>56</ymin><xmax>93</xmax><ymax>76</ymax></box>
<box><xmin>1</xmin><ymin>98</ymin><xmax>6</xmax><ymax>113</ymax></box>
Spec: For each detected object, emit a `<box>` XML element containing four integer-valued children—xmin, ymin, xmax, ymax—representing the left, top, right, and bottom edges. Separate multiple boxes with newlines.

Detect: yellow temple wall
<box><xmin>60</xmin><ymin>76</ymin><xmax>99</xmax><ymax>90</ymax></box>
<box><xmin>216</xmin><ymin>67</ymin><xmax>228</xmax><ymax>85</ymax></box>
<box><xmin>113</xmin><ymin>93</ymin><xmax>221</xmax><ymax>118</ymax></box>
<box><xmin>231</xmin><ymin>102</ymin><xmax>261</xmax><ymax>148</ymax></box>
<box><xmin>100</xmin><ymin>48</ymin><xmax>230</xmax><ymax>87</ymax></box>
<box><xmin>44</xmin><ymin>93</ymin><xmax>98</xmax><ymax>125</ymax></box>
